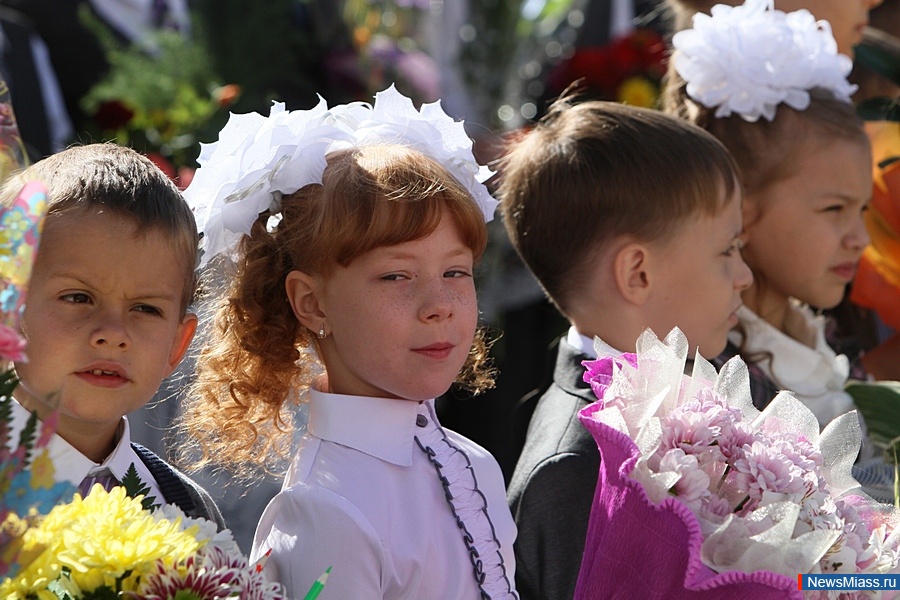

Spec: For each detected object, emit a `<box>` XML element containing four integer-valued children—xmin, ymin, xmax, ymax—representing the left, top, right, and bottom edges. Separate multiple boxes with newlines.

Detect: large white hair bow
<box><xmin>184</xmin><ymin>85</ymin><xmax>497</xmax><ymax>266</ymax></box>
<box><xmin>672</xmin><ymin>0</ymin><xmax>857</xmax><ymax>122</ymax></box>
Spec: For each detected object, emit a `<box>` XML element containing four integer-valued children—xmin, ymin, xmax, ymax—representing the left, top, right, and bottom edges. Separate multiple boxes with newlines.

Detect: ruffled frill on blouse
<box><xmin>414</xmin><ymin>407</ymin><xmax>516</xmax><ymax>600</ymax></box>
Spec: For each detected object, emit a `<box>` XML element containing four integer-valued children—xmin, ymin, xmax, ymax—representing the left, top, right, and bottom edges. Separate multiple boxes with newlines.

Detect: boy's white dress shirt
<box><xmin>8</xmin><ymin>400</ymin><xmax>161</xmax><ymax>500</ymax></box>
<box><xmin>567</xmin><ymin>325</ymin><xmax>625</xmax><ymax>361</ymax></box>
<box><xmin>76</xmin><ymin>416</ymin><xmax>164</xmax><ymax>501</ymax></box>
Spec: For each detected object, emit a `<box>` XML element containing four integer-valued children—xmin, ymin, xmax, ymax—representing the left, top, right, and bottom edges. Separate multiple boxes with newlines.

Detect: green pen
<box><xmin>303</xmin><ymin>566</ymin><xmax>332</xmax><ymax>600</ymax></box>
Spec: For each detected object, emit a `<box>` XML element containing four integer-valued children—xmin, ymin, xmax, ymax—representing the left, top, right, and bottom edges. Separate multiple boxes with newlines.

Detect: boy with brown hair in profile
<box><xmin>499</xmin><ymin>98</ymin><xmax>752</xmax><ymax>599</ymax></box>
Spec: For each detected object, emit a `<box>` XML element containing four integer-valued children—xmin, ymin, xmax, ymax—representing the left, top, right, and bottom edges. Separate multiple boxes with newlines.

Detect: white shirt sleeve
<box><xmin>252</xmin><ymin>484</ymin><xmax>386</xmax><ymax>599</ymax></box>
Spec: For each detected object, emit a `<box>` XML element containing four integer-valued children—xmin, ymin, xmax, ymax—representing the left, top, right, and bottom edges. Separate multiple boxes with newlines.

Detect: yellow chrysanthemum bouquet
<box><xmin>3</xmin><ymin>485</ymin><xmax>198</xmax><ymax>598</ymax></box>
<box><xmin>2</xmin><ymin>484</ymin><xmax>291</xmax><ymax>599</ymax></box>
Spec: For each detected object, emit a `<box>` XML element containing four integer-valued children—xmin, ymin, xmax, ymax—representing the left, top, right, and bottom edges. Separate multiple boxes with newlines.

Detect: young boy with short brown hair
<box><xmin>500</xmin><ymin>98</ymin><xmax>752</xmax><ymax>600</ymax></box>
<box><xmin>4</xmin><ymin>143</ymin><xmax>223</xmax><ymax>526</ymax></box>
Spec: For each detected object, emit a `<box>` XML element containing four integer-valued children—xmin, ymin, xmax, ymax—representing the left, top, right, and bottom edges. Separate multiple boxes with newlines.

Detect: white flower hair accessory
<box><xmin>672</xmin><ymin>0</ymin><xmax>857</xmax><ymax>122</ymax></box>
<box><xmin>184</xmin><ymin>85</ymin><xmax>497</xmax><ymax>265</ymax></box>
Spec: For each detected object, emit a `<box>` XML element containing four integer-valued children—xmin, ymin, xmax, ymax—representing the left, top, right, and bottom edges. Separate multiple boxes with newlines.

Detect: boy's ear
<box><xmin>285</xmin><ymin>270</ymin><xmax>326</xmax><ymax>332</ymax></box>
<box><xmin>613</xmin><ymin>242</ymin><xmax>652</xmax><ymax>306</ymax></box>
<box><xmin>166</xmin><ymin>313</ymin><xmax>198</xmax><ymax>376</ymax></box>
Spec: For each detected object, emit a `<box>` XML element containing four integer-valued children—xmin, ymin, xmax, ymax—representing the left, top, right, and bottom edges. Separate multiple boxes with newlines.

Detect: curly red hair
<box><xmin>177</xmin><ymin>145</ymin><xmax>494</xmax><ymax>478</ymax></box>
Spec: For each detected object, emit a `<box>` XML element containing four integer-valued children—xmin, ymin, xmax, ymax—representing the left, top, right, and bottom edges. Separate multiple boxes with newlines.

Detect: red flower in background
<box><xmin>556</xmin><ymin>48</ymin><xmax>617</xmax><ymax>92</ymax></box>
<box><xmin>143</xmin><ymin>152</ymin><xmax>195</xmax><ymax>190</ymax></box>
<box><xmin>92</xmin><ymin>100</ymin><xmax>135</xmax><ymax>131</ymax></box>
<box><xmin>548</xmin><ymin>29</ymin><xmax>668</xmax><ymax>108</ymax></box>
<box><xmin>213</xmin><ymin>84</ymin><xmax>242</xmax><ymax>108</ymax></box>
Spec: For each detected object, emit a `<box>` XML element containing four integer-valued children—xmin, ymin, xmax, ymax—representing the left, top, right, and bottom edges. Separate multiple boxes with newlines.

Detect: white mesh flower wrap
<box><xmin>672</xmin><ymin>0</ymin><xmax>857</xmax><ymax>122</ymax></box>
<box><xmin>184</xmin><ymin>85</ymin><xmax>498</xmax><ymax>265</ymax></box>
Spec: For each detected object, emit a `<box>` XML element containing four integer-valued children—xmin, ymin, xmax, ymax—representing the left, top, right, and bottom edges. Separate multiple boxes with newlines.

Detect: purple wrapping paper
<box><xmin>574</xmin><ymin>401</ymin><xmax>802</xmax><ymax>599</ymax></box>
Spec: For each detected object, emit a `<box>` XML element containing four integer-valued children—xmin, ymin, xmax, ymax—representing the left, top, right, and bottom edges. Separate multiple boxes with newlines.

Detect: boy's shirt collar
<box><xmin>88</xmin><ymin>416</ymin><xmax>163</xmax><ymax>503</ymax></box>
<box><xmin>568</xmin><ymin>326</ymin><xmax>624</xmax><ymax>359</ymax></box>
<box><xmin>8</xmin><ymin>398</ymin><xmax>93</xmax><ymax>489</ymax></box>
<box><xmin>6</xmin><ymin>400</ymin><xmax>162</xmax><ymax>505</ymax></box>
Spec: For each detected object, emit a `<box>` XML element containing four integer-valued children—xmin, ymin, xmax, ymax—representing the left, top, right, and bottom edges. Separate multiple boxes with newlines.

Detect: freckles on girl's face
<box><xmin>314</xmin><ymin>213</ymin><xmax>479</xmax><ymax>401</ymax></box>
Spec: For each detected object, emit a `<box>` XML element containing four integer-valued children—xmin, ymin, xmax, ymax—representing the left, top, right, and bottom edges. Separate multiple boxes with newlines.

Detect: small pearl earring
<box><xmin>318</xmin><ymin>325</ymin><xmax>326</xmax><ymax>339</ymax></box>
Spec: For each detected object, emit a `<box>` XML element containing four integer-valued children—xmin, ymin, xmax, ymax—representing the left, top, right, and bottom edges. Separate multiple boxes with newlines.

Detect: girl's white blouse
<box><xmin>251</xmin><ymin>389</ymin><xmax>518</xmax><ymax>599</ymax></box>
<box><xmin>732</xmin><ymin>302</ymin><xmax>853</xmax><ymax>427</ymax></box>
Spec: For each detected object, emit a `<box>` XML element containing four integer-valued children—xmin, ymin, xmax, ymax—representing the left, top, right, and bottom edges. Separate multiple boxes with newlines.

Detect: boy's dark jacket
<box><xmin>507</xmin><ymin>338</ymin><xmax>599</xmax><ymax>600</ymax></box>
<box><xmin>133</xmin><ymin>442</ymin><xmax>226</xmax><ymax>530</ymax></box>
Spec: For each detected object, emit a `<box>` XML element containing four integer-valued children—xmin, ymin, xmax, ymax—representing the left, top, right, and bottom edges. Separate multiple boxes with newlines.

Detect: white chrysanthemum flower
<box><xmin>153</xmin><ymin>503</ymin><xmax>242</xmax><ymax>557</ymax></box>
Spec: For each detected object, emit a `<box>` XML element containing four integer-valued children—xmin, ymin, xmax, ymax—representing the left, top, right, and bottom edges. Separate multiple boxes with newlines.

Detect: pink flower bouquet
<box><xmin>576</xmin><ymin>329</ymin><xmax>900</xmax><ymax>599</ymax></box>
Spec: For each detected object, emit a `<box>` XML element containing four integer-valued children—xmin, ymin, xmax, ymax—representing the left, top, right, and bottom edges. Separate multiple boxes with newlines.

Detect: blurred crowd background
<box><xmin>1</xmin><ymin>0</ymin><xmax>896</xmax><ymax>552</ymax></box>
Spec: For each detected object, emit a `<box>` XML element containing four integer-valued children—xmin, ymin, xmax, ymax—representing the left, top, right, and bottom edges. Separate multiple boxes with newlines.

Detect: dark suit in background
<box><xmin>0</xmin><ymin>0</ymin><xmax>108</xmax><ymax>158</ymax></box>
